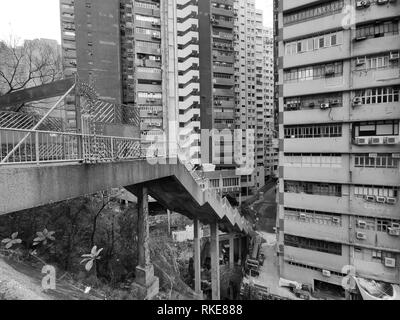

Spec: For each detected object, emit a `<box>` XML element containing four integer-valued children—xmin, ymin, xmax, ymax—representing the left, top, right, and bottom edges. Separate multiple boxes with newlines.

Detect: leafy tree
<box><xmin>1</xmin><ymin>232</ymin><xmax>22</xmax><ymax>249</ymax></box>
<box><xmin>81</xmin><ymin>246</ymin><xmax>103</xmax><ymax>272</ymax></box>
<box><xmin>33</xmin><ymin>228</ymin><xmax>56</xmax><ymax>246</ymax></box>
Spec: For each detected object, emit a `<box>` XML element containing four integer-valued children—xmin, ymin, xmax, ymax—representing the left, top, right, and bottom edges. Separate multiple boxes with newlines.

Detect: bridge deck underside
<box><xmin>0</xmin><ymin>159</ymin><xmax>247</xmax><ymax>233</ymax></box>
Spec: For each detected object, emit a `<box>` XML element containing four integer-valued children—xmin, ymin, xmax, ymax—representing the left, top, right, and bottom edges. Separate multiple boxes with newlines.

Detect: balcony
<box><xmin>213</xmin><ymin>77</ymin><xmax>234</xmax><ymax>86</ymax></box>
<box><xmin>137</xmin><ymin>71</ymin><xmax>162</xmax><ymax>81</ymax></box>
<box><xmin>137</xmin><ymin>83</ymin><xmax>162</xmax><ymax>93</ymax></box>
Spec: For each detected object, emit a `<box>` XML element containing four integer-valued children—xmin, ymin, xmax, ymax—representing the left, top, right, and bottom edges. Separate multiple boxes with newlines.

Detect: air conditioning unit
<box><xmin>320</xmin><ymin>103</ymin><xmax>330</xmax><ymax>110</ymax></box>
<box><xmin>386</xmin><ymin>197</ymin><xmax>397</xmax><ymax>205</ymax></box>
<box><xmin>364</xmin><ymin>195</ymin><xmax>376</xmax><ymax>202</ymax></box>
<box><xmin>377</xmin><ymin>0</ymin><xmax>389</xmax><ymax>5</ymax></box>
<box><xmin>324</xmin><ymin>68</ymin><xmax>335</xmax><ymax>76</ymax></box>
<box><xmin>299</xmin><ymin>213</ymin><xmax>306</xmax><ymax>219</ymax></box>
<box><xmin>322</xmin><ymin>269</ymin><xmax>331</xmax><ymax>277</ymax></box>
<box><xmin>384</xmin><ymin>257</ymin><xmax>396</xmax><ymax>268</ymax></box>
<box><xmin>357</xmin><ymin>219</ymin><xmax>367</xmax><ymax>228</ymax></box>
<box><xmin>355</xmin><ymin>137</ymin><xmax>369</xmax><ymax>145</ymax></box>
<box><xmin>352</xmin><ymin>96</ymin><xmax>363</xmax><ymax>107</ymax></box>
<box><xmin>356</xmin><ymin>0</ymin><xmax>371</xmax><ymax>8</ymax></box>
<box><xmin>376</xmin><ymin>196</ymin><xmax>386</xmax><ymax>203</ymax></box>
<box><xmin>388</xmin><ymin>227</ymin><xmax>400</xmax><ymax>236</ymax></box>
<box><xmin>370</xmin><ymin>137</ymin><xmax>385</xmax><ymax>145</ymax></box>
<box><xmin>389</xmin><ymin>52</ymin><xmax>400</xmax><ymax>60</ymax></box>
<box><xmin>332</xmin><ymin>217</ymin><xmax>340</xmax><ymax>224</ymax></box>
<box><xmin>356</xmin><ymin>57</ymin><xmax>366</xmax><ymax>66</ymax></box>
<box><xmin>356</xmin><ymin>232</ymin><xmax>367</xmax><ymax>240</ymax></box>
<box><xmin>386</xmin><ymin>136</ymin><xmax>399</xmax><ymax>145</ymax></box>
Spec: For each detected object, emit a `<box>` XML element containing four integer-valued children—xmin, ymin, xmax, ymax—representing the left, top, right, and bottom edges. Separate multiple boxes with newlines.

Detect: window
<box><xmin>284</xmin><ymin>62</ymin><xmax>343</xmax><ymax>83</ymax></box>
<box><xmin>356</xmin><ymin>20</ymin><xmax>399</xmax><ymax>40</ymax></box>
<box><xmin>285</xmin><ymin>153</ymin><xmax>342</xmax><ymax>168</ymax></box>
<box><xmin>354</xmin><ymin>86</ymin><xmax>399</xmax><ymax>105</ymax></box>
<box><xmin>353</xmin><ymin>120</ymin><xmax>399</xmax><ymax>137</ymax></box>
<box><xmin>354</xmin><ymin>154</ymin><xmax>399</xmax><ymax>169</ymax></box>
<box><xmin>354</xmin><ymin>185</ymin><xmax>398</xmax><ymax>198</ymax></box>
<box><xmin>284</xmin><ymin>207</ymin><xmax>342</xmax><ymax>226</ymax></box>
<box><xmin>284</xmin><ymin>181</ymin><xmax>342</xmax><ymax>197</ymax></box>
<box><xmin>284</xmin><ymin>123</ymin><xmax>342</xmax><ymax>138</ymax></box>
<box><xmin>283</xmin><ymin>0</ymin><xmax>344</xmax><ymax>25</ymax></box>
<box><xmin>284</xmin><ymin>234</ymin><xmax>342</xmax><ymax>255</ymax></box>
<box><xmin>284</xmin><ymin>93</ymin><xmax>342</xmax><ymax>111</ymax></box>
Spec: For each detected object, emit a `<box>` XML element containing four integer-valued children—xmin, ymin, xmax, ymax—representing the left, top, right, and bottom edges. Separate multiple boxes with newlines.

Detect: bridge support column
<box><xmin>210</xmin><ymin>221</ymin><xmax>220</xmax><ymax>300</ymax></box>
<box><xmin>193</xmin><ymin>218</ymin><xmax>202</xmax><ymax>297</ymax></box>
<box><xmin>237</xmin><ymin>237</ymin><xmax>242</xmax><ymax>266</ymax></box>
<box><xmin>229</xmin><ymin>236</ymin><xmax>234</xmax><ymax>266</ymax></box>
<box><xmin>134</xmin><ymin>185</ymin><xmax>159</xmax><ymax>299</ymax></box>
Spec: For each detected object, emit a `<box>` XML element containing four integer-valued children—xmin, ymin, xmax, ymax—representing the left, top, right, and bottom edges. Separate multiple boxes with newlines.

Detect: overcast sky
<box><xmin>0</xmin><ymin>0</ymin><xmax>273</xmax><ymax>43</ymax></box>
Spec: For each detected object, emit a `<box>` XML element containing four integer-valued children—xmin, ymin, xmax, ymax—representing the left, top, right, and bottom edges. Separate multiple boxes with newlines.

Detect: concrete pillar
<box><xmin>237</xmin><ymin>237</ymin><xmax>242</xmax><ymax>265</ymax></box>
<box><xmin>210</xmin><ymin>221</ymin><xmax>220</xmax><ymax>300</ymax></box>
<box><xmin>134</xmin><ymin>185</ymin><xmax>159</xmax><ymax>299</ymax></box>
<box><xmin>193</xmin><ymin>218</ymin><xmax>202</xmax><ymax>296</ymax></box>
<box><xmin>167</xmin><ymin>209</ymin><xmax>171</xmax><ymax>235</ymax></box>
<box><xmin>229</xmin><ymin>236</ymin><xmax>234</xmax><ymax>266</ymax></box>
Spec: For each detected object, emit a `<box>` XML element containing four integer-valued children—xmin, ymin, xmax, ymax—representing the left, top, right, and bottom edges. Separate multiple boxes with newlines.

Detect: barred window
<box><xmin>283</xmin><ymin>0</ymin><xmax>344</xmax><ymax>25</ymax></box>
<box><xmin>284</xmin><ymin>93</ymin><xmax>342</xmax><ymax>111</ymax></box>
<box><xmin>284</xmin><ymin>234</ymin><xmax>342</xmax><ymax>255</ymax></box>
<box><xmin>285</xmin><ymin>153</ymin><xmax>342</xmax><ymax>168</ymax></box>
<box><xmin>356</xmin><ymin>20</ymin><xmax>399</xmax><ymax>40</ymax></box>
<box><xmin>354</xmin><ymin>120</ymin><xmax>399</xmax><ymax>137</ymax></box>
<box><xmin>284</xmin><ymin>62</ymin><xmax>343</xmax><ymax>83</ymax></box>
<box><xmin>285</xmin><ymin>31</ymin><xmax>343</xmax><ymax>55</ymax></box>
<box><xmin>354</xmin><ymin>154</ymin><xmax>399</xmax><ymax>169</ymax></box>
<box><xmin>284</xmin><ymin>181</ymin><xmax>342</xmax><ymax>197</ymax></box>
<box><xmin>354</xmin><ymin>86</ymin><xmax>399</xmax><ymax>105</ymax></box>
<box><xmin>284</xmin><ymin>123</ymin><xmax>342</xmax><ymax>139</ymax></box>
<box><xmin>354</xmin><ymin>185</ymin><xmax>398</xmax><ymax>198</ymax></box>
<box><xmin>284</xmin><ymin>207</ymin><xmax>342</xmax><ymax>226</ymax></box>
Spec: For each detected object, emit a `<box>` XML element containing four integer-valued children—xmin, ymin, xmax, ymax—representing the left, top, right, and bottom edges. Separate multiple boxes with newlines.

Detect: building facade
<box><xmin>276</xmin><ymin>0</ymin><xmax>400</xmax><ymax>297</ymax></box>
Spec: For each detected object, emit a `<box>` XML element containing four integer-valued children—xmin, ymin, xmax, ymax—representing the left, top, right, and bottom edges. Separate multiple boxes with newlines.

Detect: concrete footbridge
<box><xmin>0</xmin><ymin>79</ymin><xmax>253</xmax><ymax>300</ymax></box>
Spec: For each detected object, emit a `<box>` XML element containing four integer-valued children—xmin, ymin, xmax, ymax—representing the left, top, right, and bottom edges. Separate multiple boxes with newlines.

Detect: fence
<box><xmin>0</xmin><ymin>127</ymin><xmax>145</xmax><ymax>165</ymax></box>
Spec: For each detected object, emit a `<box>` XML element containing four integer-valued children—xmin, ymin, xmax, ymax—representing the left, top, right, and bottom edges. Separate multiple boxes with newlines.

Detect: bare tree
<box><xmin>0</xmin><ymin>35</ymin><xmax>62</xmax><ymax>96</ymax></box>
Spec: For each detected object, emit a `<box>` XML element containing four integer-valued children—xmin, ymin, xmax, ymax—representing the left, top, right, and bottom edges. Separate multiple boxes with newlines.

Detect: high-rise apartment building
<box><xmin>60</xmin><ymin>0</ymin><xmax>178</xmax><ymax>142</ymax></box>
<box><xmin>177</xmin><ymin>0</ymin><xmax>201</xmax><ymax>164</ymax></box>
<box><xmin>59</xmin><ymin>0</ymin><xmax>272</xmax><ymax>200</ymax></box>
<box><xmin>233</xmin><ymin>0</ymin><xmax>275</xmax><ymax>189</ymax></box>
<box><xmin>199</xmin><ymin>0</ymin><xmax>236</xmax><ymax>168</ymax></box>
<box><xmin>276</xmin><ymin>0</ymin><xmax>400</xmax><ymax>298</ymax></box>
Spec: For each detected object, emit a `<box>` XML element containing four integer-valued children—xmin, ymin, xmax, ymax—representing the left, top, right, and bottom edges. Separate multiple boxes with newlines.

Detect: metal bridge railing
<box><xmin>0</xmin><ymin>127</ymin><xmax>144</xmax><ymax>165</ymax></box>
